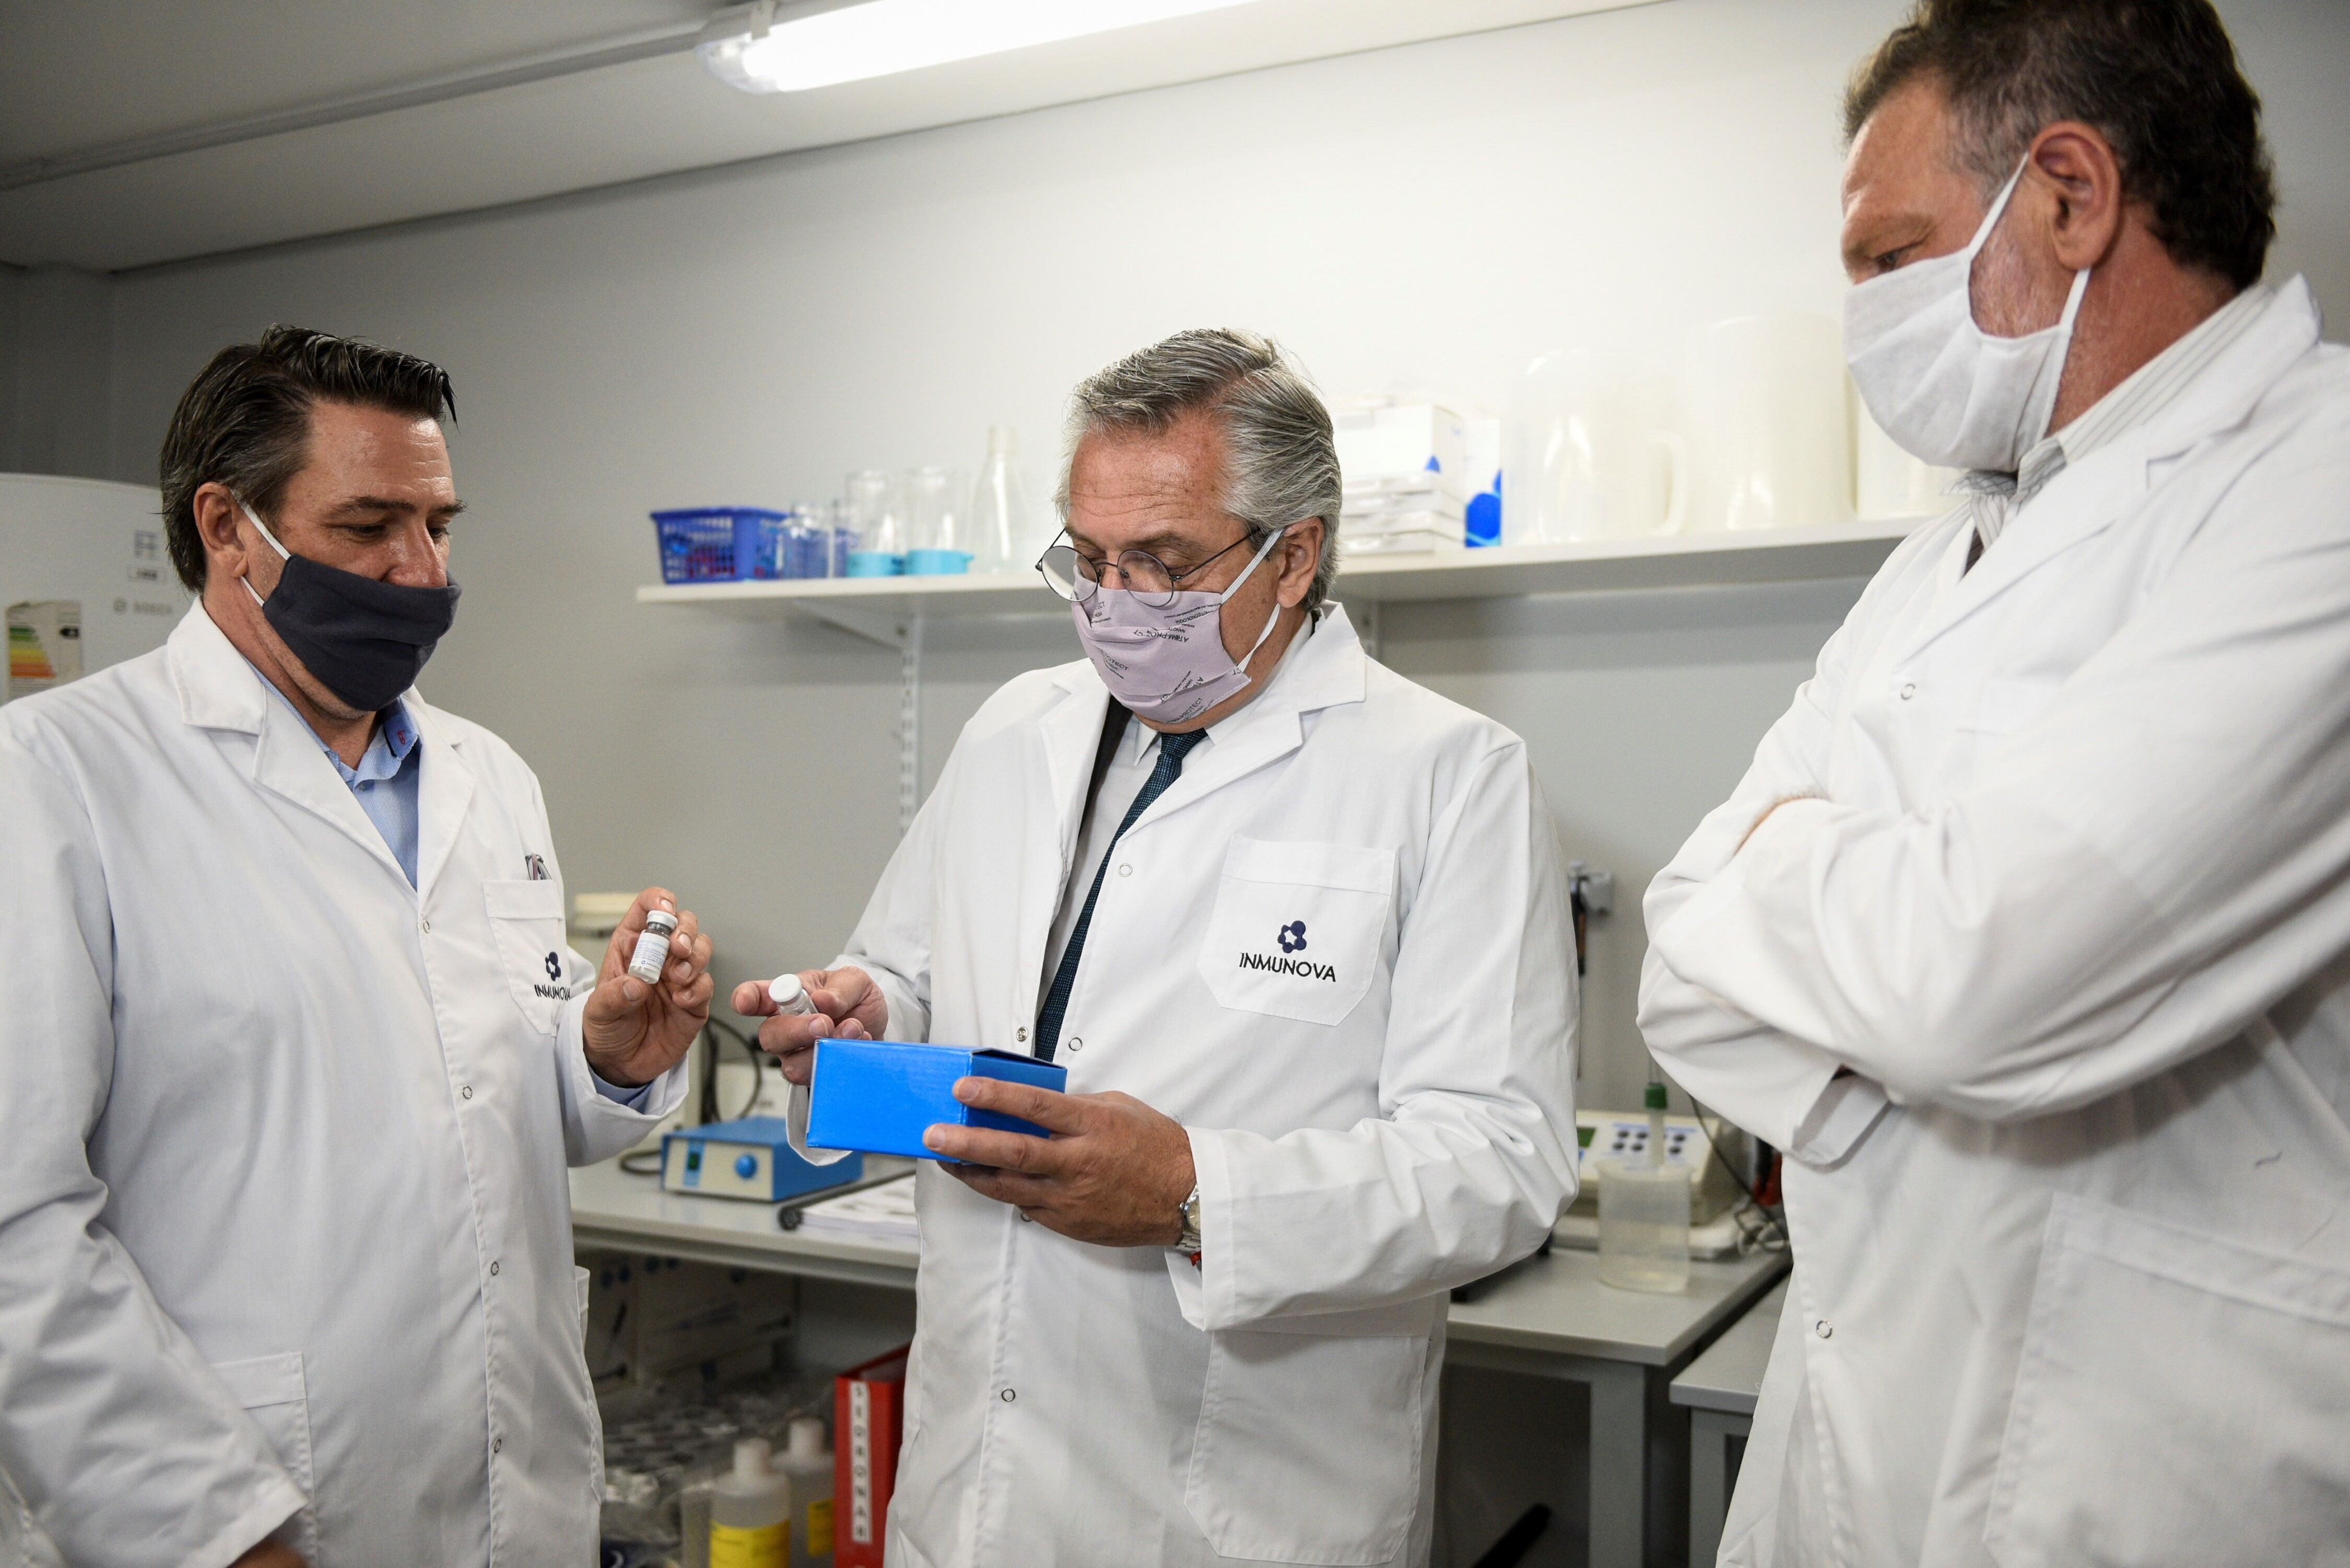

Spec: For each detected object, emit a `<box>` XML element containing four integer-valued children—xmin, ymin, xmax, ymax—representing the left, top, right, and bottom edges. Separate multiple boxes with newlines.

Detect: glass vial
<box><xmin>626</xmin><ymin>908</ymin><xmax>679</xmax><ymax>986</ymax></box>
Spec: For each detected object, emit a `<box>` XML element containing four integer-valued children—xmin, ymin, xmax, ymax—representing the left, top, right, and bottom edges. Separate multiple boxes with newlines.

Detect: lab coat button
<box><xmin>1898</xmin><ymin>683</ymin><xmax>1917</xmax><ymax>701</ymax></box>
<box><xmin>1119</xmin><ymin>864</ymin><xmax>1133</xmax><ymax>877</ymax></box>
<box><xmin>420</xmin><ymin>917</ymin><xmax>432</xmax><ymax>934</ymax></box>
<box><xmin>489</xmin><ymin>1260</ymin><xmax>500</xmax><ymax>1277</ymax></box>
<box><xmin>461</xmin><ymin>1084</ymin><xmax>473</xmax><ymax>1100</ymax></box>
<box><xmin>1016</xmin><ymin>1027</ymin><xmax>1028</xmax><ymax>1043</ymax></box>
<box><xmin>1066</xmin><ymin>1038</ymin><xmax>1084</xmax><ymax>1053</ymax></box>
<box><xmin>492</xmin><ymin>1436</ymin><xmax>502</xmax><ymax>1454</ymax></box>
<box><xmin>1814</xmin><ymin>1318</ymin><xmax>1832</xmax><ymax>1339</ymax></box>
<box><xmin>1000</xmin><ymin>1388</ymin><xmax>1016</xmax><ymax>1402</ymax></box>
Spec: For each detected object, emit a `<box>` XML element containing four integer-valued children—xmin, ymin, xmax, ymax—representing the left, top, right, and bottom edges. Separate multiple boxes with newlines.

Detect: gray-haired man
<box><xmin>735</xmin><ymin>328</ymin><xmax>1579</xmax><ymax>1566</ymax></box>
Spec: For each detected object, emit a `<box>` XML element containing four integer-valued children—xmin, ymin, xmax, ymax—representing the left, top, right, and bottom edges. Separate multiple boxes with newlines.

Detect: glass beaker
<box><xmin>906</xmin><ymin>465</ymin><xmax>970</xmax><ymax>550</ymax></box>
<box><xmin>847</xmin><ymin>469</ymin><xmax>905</xmax><ymax>555</ymax></box>
<box><xmin>844</xmin><ymin>469</ymin><xmax>907</xmax><ymax>576</ymax></box>
<box><xmin>824</xmin><ymin>498</ymin><xmax>858</xmax><ymax>576</ymax></box>
<box><xmin>1597</xmin><ymin>1156</ymin><xmax>1691</xmax><ymax>1293</ymax></box>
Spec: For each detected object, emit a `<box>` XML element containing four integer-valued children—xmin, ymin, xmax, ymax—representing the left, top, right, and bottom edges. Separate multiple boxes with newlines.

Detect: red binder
<box><xmin>835</xmin><ymin>1345</ymin><xmax>910</xmax><ymax>1568</ymax></box>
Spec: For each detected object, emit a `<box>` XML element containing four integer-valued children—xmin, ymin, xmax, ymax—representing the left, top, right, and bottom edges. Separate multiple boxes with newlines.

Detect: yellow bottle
<box><xmin>711</xmin><ymin>1439</ymin><xmax>791</xmax><ymax>1568</ymax></box>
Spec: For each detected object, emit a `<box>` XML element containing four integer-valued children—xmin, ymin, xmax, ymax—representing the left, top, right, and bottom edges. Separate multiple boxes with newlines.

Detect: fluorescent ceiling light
<box><xmin>698</xmin><ymin>0</ymin><xmax>1267</xmax><ymax>94</ymax></box>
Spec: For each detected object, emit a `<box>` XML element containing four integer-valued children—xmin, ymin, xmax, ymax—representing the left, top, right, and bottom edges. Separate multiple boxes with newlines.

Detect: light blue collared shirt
<box><xmin>258</xmin><ymin>673</ymin><xmax>651</xmax><ymax>1108</ymax></box>
<box><xmin>264</xmin><ymin>684</ymin><xmax>424</xmax><ymax>885</ymax></box>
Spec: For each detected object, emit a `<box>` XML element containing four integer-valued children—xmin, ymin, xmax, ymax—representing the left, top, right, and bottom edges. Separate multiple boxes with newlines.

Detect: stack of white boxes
<box><xmin>1330</xmin><ymin>397</ymin><xmax>1503</xmax><ymax>554</ymax></box>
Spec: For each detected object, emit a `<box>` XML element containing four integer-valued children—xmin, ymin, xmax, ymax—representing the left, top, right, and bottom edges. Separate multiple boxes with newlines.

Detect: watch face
<box><xmin>1179</xmin><ymin>1188</ymin><xmax>1204</xmax><ymax>1249</ymax></box>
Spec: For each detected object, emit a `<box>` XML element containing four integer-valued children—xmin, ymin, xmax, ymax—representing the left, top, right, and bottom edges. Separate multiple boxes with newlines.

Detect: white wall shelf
<box><xmin>634</xmin><ymin>516</ymin><xmax>1928</xmax><ymax>834</ymax></box>
<box><xmin>632</xmin><ymin>516</ymin><xmax>1928</xmax><ymax>622</ymax></box>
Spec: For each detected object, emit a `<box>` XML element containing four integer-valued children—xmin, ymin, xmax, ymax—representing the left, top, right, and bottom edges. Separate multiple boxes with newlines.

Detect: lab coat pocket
<box><xmin>1199</xmin><ymin>839</ymin><xmax>1394</xmax><ymax>1027</ymax></box>
<box><xmin>485</xmin><ymin>879</ymin><xmax>570</xmax><ymax>1034</ymax></box>
<box><xmin>1984</xmin><ymin>1195</ymin><xmax>2350</xmax><ymax>1568</ymax></box>
<box><xmin>213</xmin><ymin>1352</ymin><xmax>318</xmax><ymax>1565</ymax></box>
<box><xmin>1185</xmin><ymin>1314</ymin><xmax>1429</xmax><ymax>1564</ymax></box>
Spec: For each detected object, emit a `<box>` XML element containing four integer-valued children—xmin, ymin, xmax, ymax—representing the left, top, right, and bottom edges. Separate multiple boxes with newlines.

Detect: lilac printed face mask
<box><xmin>1070</xmin><ymin>525</ymin><xmax>1288</xmax><ymax>725</ymax></box>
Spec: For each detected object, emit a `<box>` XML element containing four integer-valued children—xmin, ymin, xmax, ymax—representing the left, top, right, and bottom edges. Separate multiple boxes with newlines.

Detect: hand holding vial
<box><xmin>729</xmin><ymin>966</ymin><xmax>889</xmax><ymax>1086</ymax></box>
<box><xmin>582</xmin><ymin>887</ymin><xmax>712</xmax><ymax>1089</ymax></box>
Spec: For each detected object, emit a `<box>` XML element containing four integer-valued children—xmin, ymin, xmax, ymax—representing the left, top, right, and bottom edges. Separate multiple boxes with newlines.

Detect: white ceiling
<box><xmin>0</xmin><ymin>0</ymin><xmax>1660</xmax><ymax>273</ymax></box>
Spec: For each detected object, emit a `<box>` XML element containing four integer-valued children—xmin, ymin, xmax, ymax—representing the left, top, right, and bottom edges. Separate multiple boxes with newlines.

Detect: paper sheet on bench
<box><xmin>796</xmin><ymin>1173</ymin><xmax>919</xmax><ymax>1247</ymax></box>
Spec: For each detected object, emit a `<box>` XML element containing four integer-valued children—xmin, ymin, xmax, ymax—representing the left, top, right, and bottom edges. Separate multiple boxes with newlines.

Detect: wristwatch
<box><xmin>1174</xmin><ymin>1183</ymin><xmax>1203</xmax><ymax>1254</ymax></box>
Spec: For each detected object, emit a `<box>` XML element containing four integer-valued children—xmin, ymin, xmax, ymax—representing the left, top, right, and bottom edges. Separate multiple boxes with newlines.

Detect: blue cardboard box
<box><xmin>660</xmin><ymin>1116</ymin><xmax>863</xmax><ymax>1201</ymax></box>
<box><xmin>806</xmin><ymin>1039</ymin><xmax>1066</xmax><ymax>1162</ymax></box>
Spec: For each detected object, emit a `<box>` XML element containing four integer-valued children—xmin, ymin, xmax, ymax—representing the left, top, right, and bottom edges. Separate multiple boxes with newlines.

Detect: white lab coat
<box><xmin>0</xmin><ymin>606</ymin><xmax>683</xmax><ymax>1567</ymax></box>
<box><xmin>1640</xmin><ymin>277</ymin><xmax>2350</xmax><ymax>1567</ymax></box>
<box><xmin>793</xmin><ymin>606</ymin><xmax>1579</xmax><ymax>1568</ymax></box>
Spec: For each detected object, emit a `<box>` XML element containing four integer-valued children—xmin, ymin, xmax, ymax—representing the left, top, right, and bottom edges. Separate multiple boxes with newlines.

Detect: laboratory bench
<box><xmin>572</xmin><ymin>1158</ymin><xmax>1788</xmax><ymax>1568</ymax></box>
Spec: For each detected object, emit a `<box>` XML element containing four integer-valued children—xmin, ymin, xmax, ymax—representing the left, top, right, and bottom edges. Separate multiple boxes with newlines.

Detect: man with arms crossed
<box><xmin>1642</xmin><ymin>3</ymin><xmax>2350</xmax><ymax>1563</ymax></box>
<box><xmin>0</xmin><ymin>328</ymin><xmax>710</xmax><ymax>1565</ymax></box>
<box><xmin>737</xmin><ymin>329</ymin><xmax>1579</xmax><ymax>1568</ymax></box>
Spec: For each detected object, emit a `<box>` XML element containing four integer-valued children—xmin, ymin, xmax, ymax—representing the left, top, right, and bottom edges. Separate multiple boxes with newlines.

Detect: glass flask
<box><xmin>968</xmin><ymin>425</ymin><xmax>1036</xmax><ymax>573</ymax></box>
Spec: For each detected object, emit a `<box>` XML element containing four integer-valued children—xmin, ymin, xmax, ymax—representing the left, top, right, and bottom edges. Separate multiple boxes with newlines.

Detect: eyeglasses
<box><xmin>1035</xmin><ymin>532</ymin><xmax>1258</xmax><ymax>608</ymax></box>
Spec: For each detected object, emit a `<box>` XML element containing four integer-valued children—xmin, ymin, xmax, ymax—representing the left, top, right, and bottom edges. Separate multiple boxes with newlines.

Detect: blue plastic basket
<box><xmin>652</xmin><ymin>508</ymin><xmax>790</xmax><ymax>584</ymax></box>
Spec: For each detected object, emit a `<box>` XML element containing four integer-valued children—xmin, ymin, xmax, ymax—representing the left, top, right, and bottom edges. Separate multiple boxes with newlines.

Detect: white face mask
<box><xmin>1844</xmin><ymin>161</ymin><xmax>2092</xmax><ymax>473</ymax></box>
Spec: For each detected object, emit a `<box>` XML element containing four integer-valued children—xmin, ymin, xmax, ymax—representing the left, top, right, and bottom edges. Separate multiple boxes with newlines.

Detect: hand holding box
<box><xmin>806</xmin><ymin>1039</ymin><xmax>1065</xmax><ymax>1161</ymax></box>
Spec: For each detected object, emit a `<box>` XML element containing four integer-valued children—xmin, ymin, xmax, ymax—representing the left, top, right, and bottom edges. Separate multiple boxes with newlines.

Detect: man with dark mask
<box><xmin>0</xmin><ymin>327</ymin><xmax>712</xmax><ymax>1566</ymax></box>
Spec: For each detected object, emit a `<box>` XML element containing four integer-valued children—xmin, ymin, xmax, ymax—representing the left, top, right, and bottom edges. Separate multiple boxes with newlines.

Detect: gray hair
<box><xmin>1056</xmin><ymin>328</ymin><xmax>1342</xmax><ymax>611</ymax></box>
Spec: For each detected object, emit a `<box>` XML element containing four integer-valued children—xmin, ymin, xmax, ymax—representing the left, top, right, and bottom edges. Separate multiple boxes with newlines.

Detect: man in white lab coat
<box><xmin>0</xmin><ymin>327</ymin><xmax>711</xmax><ymax>1567</ymax></box>
<box><xmin>736</xmin><ymin>329</ymin><xmax>1579</xmax><ymax>1567</ymax></box>
<box><xmin>1640</xmin><ymin>2</ymin><xmax>2350</xmax><ymax>1563</ymax></box>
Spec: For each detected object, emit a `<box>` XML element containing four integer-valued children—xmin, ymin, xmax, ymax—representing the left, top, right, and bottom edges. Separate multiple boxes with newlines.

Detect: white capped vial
<box><xmin>769</xmin><ymin>973</ymin><xmax>819</xmax><ymax>1016</ymax></box>
<box><xmin>627</xmin><ymin>908</ymin><xmax>679</xmax><ymax>986</ymax></box>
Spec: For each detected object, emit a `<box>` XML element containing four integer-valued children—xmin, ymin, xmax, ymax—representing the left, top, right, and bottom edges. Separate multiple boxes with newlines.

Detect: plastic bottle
<box><xmin>711</xmin><ymin>1437</ymin><xmax>791</xmax><ymax>1568</ymax></box>
<box><xmin>775</xmin><ymin>1416</ymin><xmax>835</xmax><ymax>1567</ymax></box>
<box><xmin>1597</xmin><ymin>1082</ymin><xmax>1691</xmax><ymax>1293</ymax></box>
<box><xmin>626</xmin><ymin>907</ymin><xmax>679</xmax><ymax>986</ymax></box>
<box><xmin>969</xmin><ymin>425</ymin><xmax>1036</xmax><ymax>573</ymax></box>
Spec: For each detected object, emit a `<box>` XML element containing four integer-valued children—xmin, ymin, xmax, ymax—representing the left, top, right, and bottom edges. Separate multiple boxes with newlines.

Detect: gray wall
<box><xmin>2</xmin><ymin>263</ymin><xmax>114</xmax><ymax>477</ymax></box>
<box><xmin>0</xmin><ymin>266</ymin><xmax>17</xmax><ymax>466</ymax></box>
<box><xmin>97</xmin><ymin>0</ymin><xmax>2350</xmax><ymax>1118</ymax></box>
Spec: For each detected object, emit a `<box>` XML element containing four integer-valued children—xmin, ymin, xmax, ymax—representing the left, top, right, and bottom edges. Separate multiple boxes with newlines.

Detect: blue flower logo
<box><xmin>545</xmin><ymin>951</ymin><xmax>562</xmax><ymax>980</ymax></box>
<box><xmin>1278</xmin><ymin>921</ymin><xmax>1308</xmax><ymax>954</ymax></box>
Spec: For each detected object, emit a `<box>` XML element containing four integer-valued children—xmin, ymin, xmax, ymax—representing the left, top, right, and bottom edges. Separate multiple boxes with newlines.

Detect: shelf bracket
<box><xmin>796</xmin><ymin>605</ymin><xmax>924</xmax><ymax>833</ymax></box>
<box><xmin>796</xmin><ymin>603</ymin><xmax>911</xmax><ymax>650</ymax></box>
<box><xmin>898</xmin><ymin>614</ymin><xmax>923</xmax><ymax>833</ymax></box>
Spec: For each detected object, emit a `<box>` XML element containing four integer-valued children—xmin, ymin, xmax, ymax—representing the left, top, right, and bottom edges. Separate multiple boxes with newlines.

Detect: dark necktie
<box><xmin>1034</xmin><ymin>727</ymin><xmax>1207</xmax><ymax>1062</ymax></box>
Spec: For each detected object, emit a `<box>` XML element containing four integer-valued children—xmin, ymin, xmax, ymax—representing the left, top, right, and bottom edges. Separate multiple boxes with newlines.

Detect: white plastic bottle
<box><xmin>710</xmin><ymin>1437</ymin><xmax>791</xmax><ymax>1568</ymax></box>
<box><xmin>775</xmin><ymin>1416</ymin><xmax>835</xmax><ymax>1567</ymax></box>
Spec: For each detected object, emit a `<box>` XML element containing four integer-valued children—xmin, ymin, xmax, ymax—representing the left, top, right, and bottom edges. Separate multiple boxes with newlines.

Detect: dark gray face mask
<box><xmin>239</xmin><ymin>498</ymin><xmax>461</xmax><ymax>713</ymax></box>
